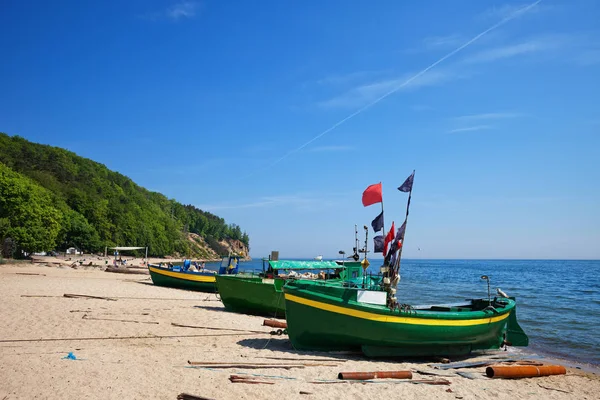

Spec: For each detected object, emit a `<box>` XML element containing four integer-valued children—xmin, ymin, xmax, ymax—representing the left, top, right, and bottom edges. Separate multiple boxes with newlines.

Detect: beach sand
<box><xmin>1</xmin><ymin>261</ymin><xmax>598</xmax><ymax>400</ymax></box>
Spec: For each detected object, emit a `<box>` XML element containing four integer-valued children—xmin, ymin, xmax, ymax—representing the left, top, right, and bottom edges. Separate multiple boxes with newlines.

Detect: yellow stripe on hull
<box><xmin>148</xmin><ymin>266</ymin><xmax>216</xmax><ymax>283</ymax></box>
<box><xmin>284</xmin><ymin>293</ymin><xmax>510</xmax><ymax>327</ymax></box>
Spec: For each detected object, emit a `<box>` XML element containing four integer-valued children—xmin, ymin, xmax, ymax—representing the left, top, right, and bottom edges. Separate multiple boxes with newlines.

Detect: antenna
<box><xmin>481</xmin><ymin>275</ymin><xmax>491</xmax><ymax>306</ymax></box>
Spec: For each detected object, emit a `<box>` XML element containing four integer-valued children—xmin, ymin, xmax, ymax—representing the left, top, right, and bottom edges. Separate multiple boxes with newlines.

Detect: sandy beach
<box><xmin>1</xmin><ymin>260</ymin><xmax>598</xmax><ymax>400</ymax></box>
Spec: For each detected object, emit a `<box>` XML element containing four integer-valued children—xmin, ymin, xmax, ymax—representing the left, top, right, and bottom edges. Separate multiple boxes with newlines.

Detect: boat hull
<box><xmin>283</xmin><ymin>283</ymin><xmax>519</xmax><ymax>357</ymax></box>
<box><xmin>148</xmin><ymin>265</ymin><xmax>217</xmax><ymax>293</ymax></box>
<box><xmin>215</xmin><ymin>275</ymin><xmax>286</xmax><ymax>318</ymax></box>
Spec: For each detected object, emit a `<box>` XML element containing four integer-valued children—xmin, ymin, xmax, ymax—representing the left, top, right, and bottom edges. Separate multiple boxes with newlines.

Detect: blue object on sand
<box><xmin>62</xmin><ymin>352</ymin><xmax>77</xmax><ymax>360</ymax></box>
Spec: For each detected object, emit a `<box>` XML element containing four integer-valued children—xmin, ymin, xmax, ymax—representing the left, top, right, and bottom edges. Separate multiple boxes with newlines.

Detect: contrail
<box><xmin>251</xmin><ymin>0</ymin><xmax>542</xmax><ymax>176</ymax></box>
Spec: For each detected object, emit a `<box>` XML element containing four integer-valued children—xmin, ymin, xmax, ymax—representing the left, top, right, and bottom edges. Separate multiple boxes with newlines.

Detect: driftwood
<box><xmin>456</xmin><ymin>371</ymin><xmax>483</xmax><ymax>380</ymax></box>
<box><xmin>415</xmin><ymin>369</ymin><xmax>456</xmax><ymax>377</ymax></box>
<box><xmin>229</xmin><ymin>375</ymin><xmax>275</xmax><ymax>385</ymax></box>
<box><xmin>187</xmin><ymin>361</ymin><xmax>338</xmax><ymax>369</ymax></box>
<box><xmin>177</xmin><ymin>393</ymin><xmax>216</xmax><ymax>400</ymax></box>
<box><xmin>105</xmin><ymin>267</ymin><xmax>148</xmax><ymax>275</ymax></box>
<box><xmin>82</xmin><ymin>314</ymin><xmax>159</xmax><ymax>325</ymax></box>
<box><xmin>63</xmin><ymin>293</ymin><xmax>117</xmax><ymax>301</ymax></box>
<box><xmin>171</xmin><ymin>322</ymin><xmax>267</xmax><ymax>334</ymax></box>
<box><xmin>338</xmin><ymin>371</ymin><xmax>413</xmax><ymax>380</ymax></box>
<box><xmin>311</xmin><ymin>378</ymin><xmax>451</xmax><ymax>385</ymax></box>
<box><xmin>14</xmin><ymin>272</ymin><xmax>46</xmax><ymax>276</ymax></box>
<box><xmin>258</xmin><ymin>356</ymin><xmax>345</xmax><ymax>362</ymax></box>
<box><xmin>22</xmin><ymin>294</ymin><xmax>199</xmax><ymax>301</ymax></box>
<box><xmin>263</xmin><ymin>319</ymin><xmax>287</xmax><ymax>329</ymax></box>
<box><xmin>0</xmin><ymin>332</ymin><xmax>261</xmax><ymax>344</ymax></box>
<box><xmin>538</xmin><ymin>383</ymin><xmax>571</xmax><ymax>394</ymax></box>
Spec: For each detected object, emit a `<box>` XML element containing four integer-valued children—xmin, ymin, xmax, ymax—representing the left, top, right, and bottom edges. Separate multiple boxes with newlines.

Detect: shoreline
<box><xmin>6</xmin><ymin>256</ymin><xmax>600</xmax><ymax>371</ymax></box>
<box><xmin>1</xmin><ymin>262</ymin><xmax>598</xmax><ymax>399</ymax></box>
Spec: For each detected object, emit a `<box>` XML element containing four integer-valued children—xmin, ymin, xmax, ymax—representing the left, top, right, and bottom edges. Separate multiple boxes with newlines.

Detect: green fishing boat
<box><xmin>282</xmin><ymin>171</ymin><xmax>529</xmax><ymax>357</ymax></box>
<box><xmin>215</xmin><ymin>259</ymin><xmax>366</xmax><ymax>318</ymax></box>
<box><xmin>283</xmin><ymin>280</ymin><xmax>529</xmax><ymax>357</ymax></box>
<box><xmin>148</xmin><ymin>255</ymin><xmax>241</xmax><ymax>293</ymax></box>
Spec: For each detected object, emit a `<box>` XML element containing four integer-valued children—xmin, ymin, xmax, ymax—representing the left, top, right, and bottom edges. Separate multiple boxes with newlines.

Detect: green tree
<box><xmin>0</xmin><ymin>163</ymin><xmax>61</xmax><ymax>254</ymax></box>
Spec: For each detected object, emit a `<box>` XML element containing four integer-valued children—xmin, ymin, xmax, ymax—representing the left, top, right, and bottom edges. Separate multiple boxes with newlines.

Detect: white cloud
<box><xmin>478</xmin><ymin>2</ymin><xmax>544</xmax><ymax>21</ymax></box>
<box><xmin>139</xmin><ymin>1</ymin><xmax>200</xmax><ymax>21</ymax></box>
<box><xmin>447</xmin><ymin>125</ymin><xmax>493</xmax><ymax>134</ymax></box>
<box><xmin>318</xmin><ymin>70</ymin><xmax>460</xmax><ymax>109</ymax></box>
<box><xmin>167</xmin><ymin>1</ymin><xmax>199</xmax><ymax>20</ymax></box>
<box><xmin>462</xmin><ymin>33</ymin><xmax>590</xmax><ymax>64</ymax></box>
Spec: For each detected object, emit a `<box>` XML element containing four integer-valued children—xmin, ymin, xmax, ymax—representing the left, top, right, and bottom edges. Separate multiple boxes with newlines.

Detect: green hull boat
<box><xmin>215</xmin><ymin>260</ymin><xmax>366</xmax><ymax>318</ymax></box>
<box><xmin>148</xmin><ymin>255</ymin><xmax>242</xmax><ymax>293</ymax></box>
<box><xmin>215</xmin><ymin>274</ymin><xmax>286</xmax><ymax>317</ymax></box>
<box><xmin>148</xmin><ymin>264</ymin><xmax>217</xmax><ymax>292</ymax></box>
<box><xmin>283</xmin><ymin>280</ymin><xmax>529</xmax><ymax>357</ymax></box>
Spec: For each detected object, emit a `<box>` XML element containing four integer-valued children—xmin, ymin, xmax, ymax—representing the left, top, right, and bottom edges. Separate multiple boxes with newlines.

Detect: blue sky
<box><xmin>1</xmin><ymin>0</ymin><xmax>599</xmax><ymax>259</ymax></box>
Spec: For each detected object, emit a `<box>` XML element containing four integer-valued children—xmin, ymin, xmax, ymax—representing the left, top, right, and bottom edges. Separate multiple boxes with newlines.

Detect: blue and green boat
<box><xmin>148</xmin><ymin>255</ymin><xmax>241</xmax><ymax>293</ymax></box>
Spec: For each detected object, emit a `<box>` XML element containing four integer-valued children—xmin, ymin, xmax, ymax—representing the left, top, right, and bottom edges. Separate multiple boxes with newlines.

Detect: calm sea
<box><xmin>208</xmin><ymin>258</ymin><xmax>600</xmax><ymax>367</ymax></box>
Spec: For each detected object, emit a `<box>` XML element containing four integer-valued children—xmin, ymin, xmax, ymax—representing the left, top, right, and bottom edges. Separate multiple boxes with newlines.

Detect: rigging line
<box><xmin>248</xmin><ymin>0</ymin><xmax>542</xmax><ymax>177</ymax></box>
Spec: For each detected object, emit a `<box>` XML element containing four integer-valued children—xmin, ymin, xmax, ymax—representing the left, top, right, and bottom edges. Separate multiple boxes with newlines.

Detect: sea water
<box><xmin>216</xmin><ymin>258</ymin><xmax>600</xmax><ymax>367</ymax></box>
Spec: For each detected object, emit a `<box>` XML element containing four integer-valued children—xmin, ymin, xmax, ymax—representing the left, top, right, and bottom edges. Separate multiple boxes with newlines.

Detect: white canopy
<box><xmin>109</xmin><ymin>247</ymin><xmax>146</xmax><ymax>250</ymax></box>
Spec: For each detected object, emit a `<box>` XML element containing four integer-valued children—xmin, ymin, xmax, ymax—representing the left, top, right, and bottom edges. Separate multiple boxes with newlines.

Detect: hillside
<box><xmin>0</xmin><ymin>133</ymin><xmax>249</xmax><ymax>258</ymax></box>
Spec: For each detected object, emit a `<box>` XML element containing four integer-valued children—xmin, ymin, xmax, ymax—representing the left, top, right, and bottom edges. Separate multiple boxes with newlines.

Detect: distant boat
<box><xmin>147</xmin><ymin>255</ymin><xmax>240</xmax><ymax>293</ymax></box>
<box><xmin>314</xmin><ymin>255</ymin><xmax>323</xmax><ymax>261</ymax></box>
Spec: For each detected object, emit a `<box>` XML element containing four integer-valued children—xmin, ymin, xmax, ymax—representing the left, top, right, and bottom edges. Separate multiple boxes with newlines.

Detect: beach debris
<box><xmin>263</xmin><ymin>319</ymin><xmax>287</xmax><ymax>329</ymax></box>
<box><xmin>258</xmin><ymin>356</ymin><xmax>345</xmax><ymax>362</ymax></box>
<box><xmin>229</xmin><ymin>375</ymin><xmax>275</xmax><ymax>385</ymax></box>
<box><xmin>415</xmin><ymin>369</ymin><xmax>456</xmax><ymax>377</ymax></box>
<box><xmin>82</xmin><ymin>314</ymin><xmax>159</xmax><ymax>325</ymax></box>
<box><xmin>105</xmin><ymin>267</ymin><xmax>148</xmax><ymax>275</ymax></box>
<box><xmin>456</xmin><ymin>371</ymin><xmax>483</xmax><ymax>380</ymax></box>
<box><xmin>311</xmin><ymin>378</ymin><xmax>451</xmax><ymax>385</ymax></box>
<box><xmin>63</xmin><ymin>293</ymin><xmax>117</xmax><ymax>301</ymax></box>
<box><xmin>485</xmin><ymin>365</ymin><xmax>567</xmax><ymax>379</ymax></box>
<box><xmin>177</xmin><ymin>393</ymin><xmax>215</xmax><ymax>400</ymax></box>
<box><xmin>171</xmin><ymin>322</ymin><xmax>267</xmax><ymax>334</ymax></box>
<box><xmin>187</xmin><ymin>361</ymin><xmax>337</xmax><ymax>369</ymax></box>
<box><xmin>0</xmin><ymin>332</ymin><xmax>261</xmax><ymax>344</ymax></box>
<box><xmin>62</xmin><ymin>352</ymin><xmax>78</xmax><ymax>360</ymax></box>
<box><xmin>299</xmin><ymin>391</ymin><xmax>312</xmax><ymax>395</ymax></box>
<box><xmin>537</xmin><ymin>383</ymin><xmax>571</xmax><ymax>393</ymax></box>
<box><xmin>338</xmin><ymin>371</ymin><xmax>413</xmax><ymax>380</ymax></box>
<box><xmin>431</xmin><ymin>359</ymin><xmax>523</xmax><ymax>370</ymax></box>
<box><xmin>14</xmin><ymin>272</ymin><xmax>46</xmax><ymax>276</ymax></box>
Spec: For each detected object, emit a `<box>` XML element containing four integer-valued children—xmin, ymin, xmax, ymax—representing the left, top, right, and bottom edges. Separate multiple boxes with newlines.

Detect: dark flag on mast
<box><xmin>398</xmin><ymin>171</ymin><xmax>415</xmax><ymax>193</ymax></box>
<box><xmin>395</xmin><ymin>221</ymin><xmax>406</xmax><ymax>243</ymax></box>
<box><xmin>371</xmin><ymin>211</ymin><xmax>384</xmax><ymax>232</ymax></box>
<box><xmin>373</xmin><ymin>235</ymin><xmax>384</xmax><ymax>253</ymax></box>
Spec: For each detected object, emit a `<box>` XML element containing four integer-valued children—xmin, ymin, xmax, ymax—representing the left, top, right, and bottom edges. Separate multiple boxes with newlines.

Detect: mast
<box><xmin>393</xmin><ymin>170</ymin><xmax>415</xmax><ymax>277</ymax></box>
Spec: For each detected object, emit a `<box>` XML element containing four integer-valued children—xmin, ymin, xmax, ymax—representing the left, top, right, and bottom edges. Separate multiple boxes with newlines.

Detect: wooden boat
<box><xmin>148</xmin><ymin>255</ymin><xmax>241</xmax><ymax>293</ymax></box>
<box><xmin>282</xmin><ymin>279</ymin><xmax>529</xmax><ymax>357</ymax></box>
<box><xmin>215</xmin><ymin>259</ymin><xmax>366</xmax><ymax>318</ymax></box>
<box><xmin>282</xmin><ymin>172</ymin><xmax>529</xmax><ymax>357</ymax></box>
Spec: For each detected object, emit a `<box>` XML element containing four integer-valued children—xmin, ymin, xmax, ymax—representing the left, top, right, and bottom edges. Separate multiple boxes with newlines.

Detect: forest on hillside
<box><xmin>0</xmin><ymin>133</ymin><xmax>249</xmax><ymax>258</ymax></box>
